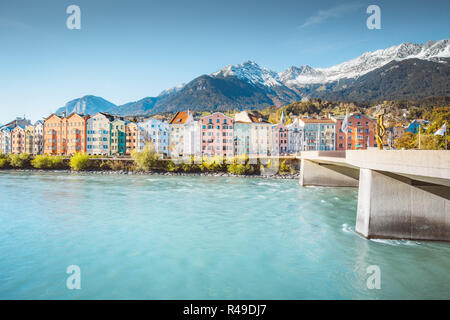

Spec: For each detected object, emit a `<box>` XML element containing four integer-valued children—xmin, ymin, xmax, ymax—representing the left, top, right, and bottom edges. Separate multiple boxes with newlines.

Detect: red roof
<box><xmin>169</xmin><ymin>111</ymin><xmax>189</xmax><ymax>124</ymax></box>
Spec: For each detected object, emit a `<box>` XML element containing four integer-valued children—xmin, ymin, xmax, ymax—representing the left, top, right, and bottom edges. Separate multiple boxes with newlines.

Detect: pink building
<box><xmin>200</xmin><ymin>112</ymin><xmax>234</xmax><ymax>157</ymax></box>
<box><xmin>272</xmin><ymin>122</ymin><xmax>289</xmax><ymax>155</ymax></box>
<box><xmin>332</xmin><ymin>113</ymin><xmax>376</xmax><ymax>150</ymax></box>
<box><xmin>11</xmin><ymin>126</ymin><xmax>25</xmax><ymax>154</ymax></box>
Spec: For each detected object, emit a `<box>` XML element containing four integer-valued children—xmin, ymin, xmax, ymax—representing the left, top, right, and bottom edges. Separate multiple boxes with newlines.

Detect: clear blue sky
<box><xmin>0</xmin><ymin>0</ymin><xmax>449</xmax><ymax>122</ymax></box>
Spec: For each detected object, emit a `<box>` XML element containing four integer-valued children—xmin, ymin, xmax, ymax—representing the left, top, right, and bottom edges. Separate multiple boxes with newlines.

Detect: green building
<box><xmin>110</xmin><ymin>119</ymin><xmax>126</xmax><ymax>156</ymax></box>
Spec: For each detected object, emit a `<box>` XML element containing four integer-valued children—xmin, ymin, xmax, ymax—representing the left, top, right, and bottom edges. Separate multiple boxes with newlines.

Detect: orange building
<box><xmin>333</xmin><ymin>113</ymin><xmax>376</xmax><ymax>150</ymax></box>
<box><xmin>44</xmin><ymin>113</ymin><xmax>89</xmax><ymax>155</ymax></box>
<box><xmin>126</xmin><ymin>122</ymin><xmax>139</xmax><ymax>155</ymax></box>
<box><xmin>66</xmin><ymin>113</ymin><xmax>89</xmax><ymax>155</ymax></box>
<box><xmin>44</xmin><ymin>114</ymin><xmax>63</xmax><ymax>155</ymax></box>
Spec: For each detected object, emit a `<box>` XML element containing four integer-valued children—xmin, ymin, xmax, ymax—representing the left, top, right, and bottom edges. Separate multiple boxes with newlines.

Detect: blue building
<box><xmin>405</xmin><ymin>119</ymin><xmax>429</xmax><ymax>134</ymax></box>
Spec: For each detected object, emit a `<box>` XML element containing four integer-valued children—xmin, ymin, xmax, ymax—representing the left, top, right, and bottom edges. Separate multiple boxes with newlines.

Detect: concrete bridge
<box><xmin>299</xmin><ymin>150</ymin><xmax>450</xmax><ymax>242</ymax></box>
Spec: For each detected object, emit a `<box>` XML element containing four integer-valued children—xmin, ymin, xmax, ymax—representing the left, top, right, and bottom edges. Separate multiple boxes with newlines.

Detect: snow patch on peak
<box><xmin>209</xmin><ymin>39</ymin><xmax>449</xmax><ymax>88</ymax></box>
<box><xmin>287</xmin><ymin>39</ymin><xmax>450</xmax><ymax>85</ymax></box>
<box><xmin>158</xmin><ymin>83</ymin><xmax>186</xmax><ymax>97</ymax></box>
<box><xmin>211</xmin><ymin>60</ymin><xmax>283</xmax><ymax>87</ymax></box>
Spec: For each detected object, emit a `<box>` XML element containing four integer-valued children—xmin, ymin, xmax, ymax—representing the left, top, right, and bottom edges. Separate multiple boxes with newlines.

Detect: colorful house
<box><xmin>169</xmin><ymin>111</ymin><xmax>197</xmax><ymax>157</ymax></box>
<box><xmin>272</xmin><ymin>112</ymin><xmax>288</xmax><ymax>155</ymax></box>
<box><xmin>110</xmin><ymin>119</ymin><xmax>126</xmax><ymax>156</ymax></box>
<box><xmin>0</xmin><ymin>117</ymin><xmax>31</xmax><ymax>154</ymax></box>
<box><xmin>11</xmin><ymin>126</ymin><xmax>25</xmax><ymax>154</ymax></box>
<box><xmin>332</xmin><ymin>113</ymin><xmax>376</xmax><ymax>150</ymax></box>
<box><xmin>139</xmin><ymin>118</ymin><xmax>170</xmax><ymax>155</ymax></box>
<box><xmin>234</xmin><ymin>111</ymin><xmax>273</xmax><ymax>157</ymax></box>
<box><xmin>286</xmin><ymin>118</ymin><xmax>303</xmax><ymax>154</ymax></box>
<box><xmin>125</xmin><ymin>122</ymin><xmax>140</xmax><ymax>155</ymax></box>
<box><xmin>86</xmin><ymin>112</ymin><xmax>114</xmax><ymax>156</ymax></box>
<box><xmin>199</xmin><ymin>112</ymin><xmax>234</xmax><ymax>158</ymax></box>
<box><xmin>405</xmin><ymin>119</ymin><xmax>429</xmax><ymax>134</ymax></box>
<box><xmin>298</xmin><ymin>118</ymin><xmax>336</xmax><ymax>151</ymax></box>
<box><xmin>66</xmin><ymin>113</ymin><xmax>89</xmax><ymax>155</ymax></box>
<box><xmin>43</xmin><ymin>113</ymin><xmax>89</xmax><ymax>155</ymax></box>
<box><xmin>43</xmin><ymin>114</ymin><xmax>63</xmax><ymax>155</ymax></box>
<box><xmin>182</xmin><ymin>119</ymin><xmax>201</xmax><ymax>157</ymax></box>
<box><xmin>33</xmin><ymin>120</ymin><xmax>44</xmax><ymax>155</ymax></box>
<box><xmin>0</xmin><ymin>126</ymin><xmax>12</xmax><ymax>154</ymax></box>
<box><xmin>24</xmin><ymin>125</ymin><xmax>35</xmax><ymax>154</ymax></box>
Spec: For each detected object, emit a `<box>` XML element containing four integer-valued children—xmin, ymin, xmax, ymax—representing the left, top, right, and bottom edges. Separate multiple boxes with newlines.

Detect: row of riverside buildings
<box><xmin>0</xmin><ymin>111</ymin><xmax>377</xmax><ymax>157</ymax></box>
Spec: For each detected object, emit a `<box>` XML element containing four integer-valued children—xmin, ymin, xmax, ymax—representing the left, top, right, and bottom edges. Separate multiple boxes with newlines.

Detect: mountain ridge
<box><xmin>55</xmin><ymin>39</ymin><xmax>450</xmax><ymax>116</ymax></box>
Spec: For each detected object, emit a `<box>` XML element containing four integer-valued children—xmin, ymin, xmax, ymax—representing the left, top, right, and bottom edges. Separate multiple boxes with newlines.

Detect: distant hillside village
<box><xmin>1</xmin><ymin>103</ymin><xmax>447</xmax><ymax>158</ymax></box>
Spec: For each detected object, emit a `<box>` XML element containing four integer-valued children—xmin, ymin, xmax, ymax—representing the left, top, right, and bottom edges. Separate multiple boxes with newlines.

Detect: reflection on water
<box><xmin>0</xmin><ymin>171</ymin><xmax>449</xmax><ymax>299</ymax></box>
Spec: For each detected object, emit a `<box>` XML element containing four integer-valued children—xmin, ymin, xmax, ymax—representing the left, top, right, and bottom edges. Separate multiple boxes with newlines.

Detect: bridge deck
<box><xmin>300</xmin><ymin>150</ymin><xmax>450</xmax><ymax>186</ymax></box>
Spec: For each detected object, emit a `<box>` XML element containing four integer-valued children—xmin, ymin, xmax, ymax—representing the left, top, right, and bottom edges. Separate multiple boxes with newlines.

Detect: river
<box><xmin>0</xmin><ymin>172</ymin><xmax>449</xmax><ymax>299</ymax></box>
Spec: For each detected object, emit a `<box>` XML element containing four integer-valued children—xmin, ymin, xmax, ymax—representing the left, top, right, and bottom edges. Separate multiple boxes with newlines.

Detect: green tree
<box><xmin>70</xmin><ymin>153</ymin><xmax>91</xmax><ymax>171</ymax></box>
<box><xmin>417</xmin><ymin>134</ymin><xmax>440</xmax><ymax>150</ymax></box>
<box><xmin>132</xmin><ymin>143</ymin><xmax>161</xmax><ymax>171</ymax></box>
<box><xmin>424</xmin><ymin>107</ymin><xmax>449</xmax><ymax>149</ymax></box>
<box><xmin>31</xmin><ymin>155</ymin><xmax>65</xmax><ymax>169</ymax></box>
<box><xmin>0</xmin><ymin>153</ymin><xmax>7</xmax><ymax>169</ymax></box>
<box><xmin>8</xmin><ymin>153</ymin><xmax>31</xmax><ymax>168</ymax></box>
<box><xmin>394</xmin><ymin>132</ymin><xmax>417</xmax><ymax>149</ymax></box>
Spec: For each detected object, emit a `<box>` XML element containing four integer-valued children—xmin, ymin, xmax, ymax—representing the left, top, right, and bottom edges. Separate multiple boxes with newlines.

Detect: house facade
<box><xmin>43</xmin><ymin>113</ymin><xmax>88</xmax><ymax>155</ymax></box>
<box><xmin>405</xmin><ymin>119</ymin><xmax>429</xmax><ymax>134</ymax></box>
<box><xmin>110</xmin><ymin>119</ymin><xmax>126</xmax><ymax>156</ymax></box>
<box><xmin>169</xmin><ymin>111</ymin><xmax>194</xmax><ymax>157</ymax></box>
<box><xmin>200</xmin><ymin>112</ymin><xmax>234</xmax><ymax>158</ymax></box>
<box><xmin>333</xmin><ymin>114</ymin><xmax>376</xmax><ymax>150</ymax></box>
<box><xmin>1</xmin><ymin>118</ymin><xmax>31</xmax><ymax>154</ymax></box>
<box><xmin>86</xmin><ymin>112</ymin><xmax>114</xmax><ymax>155</ymax></box>
<box><xmin>66</xmin><ymin>113</ymin><xmax>89</xmax><ymax>155</ymax></box>
<box><xmin>298</xmin><ymin>118</ymin><xmax>336</xmax><ymax>151</ymax></box>
<box><xmin>183</xmin><ymin>120</ymin><xmax>201</xmax><ymax>157</ymax></box>
<box><xmin>139</xmin><ymin>118</ymin><xmax>170</xmax><ymax>155</ymax></box>
<box><xmin>272</xmin><ymin>122</ymin><xmax>288</xmax><ymax>155</ymax></box>
<box><xmin>125</xmin><ymin>122</ymin><xmax>140</xmax><ymax>155</ymax></box>
<box><xmin>33</xmin><ymin>121</ymin><xmax>44</xmax><ymax>155</ymax></box>
<box><xmin>286</xmin><ymin>118</ymin><xmax>303</xmax><ymax>154</ymax></box>
<box><xmin>43</xmin><ymin>114</ymin><xmax>63</xmax><ymax>155</ymax></box>
<box><xmin>11</xmin><ymin>126</ymin><xmax>25</xmax><ymax>154</ymax></box>
<box><xmin>24</xmin><ymin>125</ymin><xmax>35</xmax><ymax>154</ymax></box>
<box><xmin>0</xmin><ymin>127</ymin><xmax>12</xmax><ymax>154</ymax></box>
<box><xmin>234</xmin><ymin>111</ymin><xmax>273</xmax><ymax>157</ymax></box>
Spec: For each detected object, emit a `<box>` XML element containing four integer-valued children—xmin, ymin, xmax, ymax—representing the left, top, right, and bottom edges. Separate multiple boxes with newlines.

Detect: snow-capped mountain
<box><xmin>210</xmin><ymin>39</ymin><xmax>450</xmax><ymax>87</ymax></box>
<box><xmin>212</xmin><ymin>60</ymin><xmax>283</xmax><ymax>87</ymax></box>
<box><xmin>278</xmin><ymin>66</ymin><xmax>320</xmax><ymax>83</ymax></box>
<box><xmin>55</xmin><ymin>39</ymin><xmax>450</xmax><ymax>116</ymax></box>
<box><xmin>285</xmin><ymin>39</ymin><xmax>450</xmax><ymax>86</ymax></box>
<box><xmin>158</xmin><ymin>83</ymin><xmax>186</xmax><ymax>97</ymax></box>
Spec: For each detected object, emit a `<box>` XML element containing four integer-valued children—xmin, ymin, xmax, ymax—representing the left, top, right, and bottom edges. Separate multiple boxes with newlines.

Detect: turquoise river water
<box><xmin>0</xmin><ymin>172</ymin><xmax>449</xmax><ymax>299</ymax></box>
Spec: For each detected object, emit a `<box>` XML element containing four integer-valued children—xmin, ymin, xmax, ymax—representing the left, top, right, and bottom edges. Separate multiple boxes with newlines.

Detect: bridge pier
<box><xmin>356</xmin><ymin>168</ymin><xmax>450</xmax><ymax>241</ymax></box>
<box><xmin>299</xmin><ymin>159</ymin><xmax>359</xmax><ymax>187</ymax></box>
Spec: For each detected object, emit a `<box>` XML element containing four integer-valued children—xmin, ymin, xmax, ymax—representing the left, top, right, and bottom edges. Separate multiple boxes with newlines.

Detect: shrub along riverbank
<box><xmin>0</xmin><ymin>148</ymin><xmax>299</xmax><ymax>177</ymax></box>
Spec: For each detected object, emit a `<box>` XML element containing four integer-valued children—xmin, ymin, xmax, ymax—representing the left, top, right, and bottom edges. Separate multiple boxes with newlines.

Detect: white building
<box><xmin>169</xmin><ymin>111</ymin><xmax>198</xmax><ymax>158</ymax></box>
<box><xmin>0</xmin><ymin>126</ymin><xmax>12</xmax><ymax>154</ymax></box>
<box><xmin>33</xmin><ymin>120</ymin><xmax>44</xmax><ymax>155</ymax></box>
<box><xmin>183</xmin><ymin>120</ymin><xmax>201</xmax><ymax>157</ymax></box>
<box><xmin>86</xmin><ymin>112</ymin><xmax>114</xmax><ymax>155</ymax></box>
<box><xmin>234</xmin><ymin>111</ymin><xmax>273</xmax><ymax>157</ymax></box>
<box><xmin>138</xmin><ymin>118</ymin><xmax>170</xmax><ymax>155</ymax></box>
<box><xmin>298</xmin><ymin>118</ymin><xmax>336</xmax><ymax>151</ymax></box>
<box><xmin>286</xmin><ymin>118</ymin><xmax>303</xmax><ymax>154</ymax></box>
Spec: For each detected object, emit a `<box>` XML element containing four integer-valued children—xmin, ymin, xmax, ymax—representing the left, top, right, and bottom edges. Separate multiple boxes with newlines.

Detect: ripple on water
<box><xmin>0</xmin><ymin>172</ymin><xmax>449</xmax><ymax>300</ymax></box>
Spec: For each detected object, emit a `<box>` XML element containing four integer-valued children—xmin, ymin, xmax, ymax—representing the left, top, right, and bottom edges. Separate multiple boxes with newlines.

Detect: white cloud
<box><xmin>0</xmin><ymin>17</ymin><xmax>33</xmax><ymax>31</ymax></box>
<box><xmin>298</xmin><ymin>2</ymin><xmax>364</xmax><ymax>29</ymax></box>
